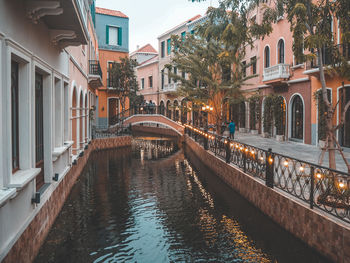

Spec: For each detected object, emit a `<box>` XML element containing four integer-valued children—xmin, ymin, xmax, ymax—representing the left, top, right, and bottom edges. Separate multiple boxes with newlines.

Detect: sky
<box><xmin>96</xmin><ymin>0</ymin><xmax>220</xmax><ymax>53</ymax></box>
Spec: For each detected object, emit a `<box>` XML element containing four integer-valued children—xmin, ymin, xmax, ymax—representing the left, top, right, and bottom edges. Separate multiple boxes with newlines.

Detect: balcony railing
<box><xmin>89</xmin><ymin>60</ymin><xmax>102</xmax><ymax>78</ymax></box>
<box><xmin>263</xmin><ymin>64</ymin><xmax>290</xmax><ymax>82</ymax></box>
<box><xmin>164</xmin><ymin>83</ymin><xmax>178</xmax><ymax>91</ymax></box>
<box><xmin>307</xmin><ymin>44</ymin><xmax>350</xmax><ymax>69</ymax></box>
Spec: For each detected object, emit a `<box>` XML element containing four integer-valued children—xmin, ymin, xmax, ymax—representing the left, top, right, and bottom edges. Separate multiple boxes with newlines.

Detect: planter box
<box><xmin>250</xmin><ymin>129</ymin><xmax>258</xmax><ymax>135</ymax></box>
<box><xmin>276</xmin><ymin>135</ymin><xmax>284</xmax><ymax>142</ymax></box>
<box><xmin>239</xmin><ymin>128</ymin><xmax>246</xmax><ymax>133</ymax></box>
<box><xmin>262</xmin><ymin>132</ymin><xmax>270</xmax><ymax>138</ymax></box>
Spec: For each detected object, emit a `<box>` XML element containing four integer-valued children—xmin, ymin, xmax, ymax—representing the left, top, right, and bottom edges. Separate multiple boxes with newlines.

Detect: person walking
<box><xmin>229</xmin><ymin>120</ymin><xmax>236</xmax><ymax>139</ymax></box>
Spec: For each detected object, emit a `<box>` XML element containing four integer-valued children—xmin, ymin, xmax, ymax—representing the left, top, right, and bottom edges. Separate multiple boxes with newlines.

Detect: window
<box><xmin>167</xmin><ymin>39</ymin><xmax>171</xmax><ymax>55</ymax></box>
<box><xmin>141</xmin><ymin>78</ymin><xmax>144</xmax><ymax>89</ymax></box>
<box><xmin>161</xmin><ymin>70</ymin><xmax>164</xmax><ymax>89</ymax></box>
<box><xmin>11</xmin><ymin>61</ymin><xmax>19</xmax><ymax>172</ymax></box>
<box><xmin>181</xmin><ymin>31</ymin><xmax>186</xmax><ymax>42</ymax></box>
<box><xmin>108</xmin><ymin>62</ymin><xmax>118</xmax><ymax>87</ymax></box>
<box><xmin>182</xmin><ymin>71</ymin><xmax>186</xmax><ymax>79</ymax></box>
<box><xmin>35</xmin><ymin>72</ymin><xmax>44</xmax><ymax>190</ymax></box>
<box><xmin>278</xmin><ymin>39</ymin><xmax>285</xmax><ymax>64</ymax></box>
<box><xmin>190</xmin><ymin>30</ymin><xmax>195</xmax><ymax>35</ymax></box>
<box><xmin>106</xmin><ymin>26</ymin><xmax>122</xmax><ymax>46</ymax></box>
<box><xmin>222</xmin><ymin>64</ymin><xmax>231</xmax><ymax>82</ymax></box>
<box><xmin>242</xmin><ymin>61</ymin><xmax>246</xmax><ymax>77</ymax></box>
<box><xmin>168</xmin><ymin>69</ymin><xmax>171</xmax><ymax>84</ymax></box>
<box><xmin>161</xmin><ymin>41</ymin><xmax>165</xmax><ymax>58</ymax></box>
<box><xmin>174</xmin><ymin>67</ymin><xmax>177</xmax><ymax>83</ymax></box>
<box><xmin>264</xmin><ymin>46</ymin><xmax>270</xmax><ymax>68</ymax></box>
<box><xmin>251</xmin><ymin>56</ymin><xmax>257</xmax><ymax>74</ymax></box>
<box><xmin>148</xmin><ymin>76</ymin><xmax>153</xmax><ymax>88</ymax></box>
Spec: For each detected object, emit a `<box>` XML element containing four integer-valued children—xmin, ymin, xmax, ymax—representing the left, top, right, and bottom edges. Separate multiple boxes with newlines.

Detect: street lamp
<box><xmin>201</xmin><ymin>104</ymin><xmax>213</xmax><ymax>129</ymax></box>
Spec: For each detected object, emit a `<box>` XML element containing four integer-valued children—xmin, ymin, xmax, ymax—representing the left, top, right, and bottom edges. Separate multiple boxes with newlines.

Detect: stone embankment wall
<box><xmin>184</xmin><ymin>135</ymin><xmax>350</xmax><ymax>263</ymax></box>
<box><xmin>3</xmin><ymin>136</ymin><xmax>132</xmax><ymax>263</ymax></box>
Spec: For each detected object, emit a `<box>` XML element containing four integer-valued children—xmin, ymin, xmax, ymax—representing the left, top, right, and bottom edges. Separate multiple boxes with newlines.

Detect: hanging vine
<box><xmin>263</xmin><ymin>96</ymin><xmax>274</xmax><ymax>134</ymax></box>
<box><xmin>273</xmin><ymin>95</ymin><xmax>285</xmax><ymax>135</ymax></box>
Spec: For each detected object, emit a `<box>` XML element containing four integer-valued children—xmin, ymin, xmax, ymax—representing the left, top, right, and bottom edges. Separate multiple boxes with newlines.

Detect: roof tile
<box><xmin>96</xmin><ymin>7</ymin><xmax>128</xmax><ymax>18</ymax></box>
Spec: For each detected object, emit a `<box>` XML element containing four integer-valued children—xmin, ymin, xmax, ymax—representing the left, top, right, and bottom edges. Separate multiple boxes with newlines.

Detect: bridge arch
<box><xmin>123</xmin><ymin>114</ymin><xmax>184</xmax><ymax>135</ymax></box>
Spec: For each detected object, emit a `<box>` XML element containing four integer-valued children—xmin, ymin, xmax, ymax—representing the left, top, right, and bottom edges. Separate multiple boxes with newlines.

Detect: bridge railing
<box><xmin>92</xmin><ymin>124</ymin><xmax>131</xmax><ymax>139</ymax></box>
<box><xmin>184</xmin><ymin>124</ymin><xmax>350</xmax><ymax>224</ymax></box>
<box><xmin>109</xmin><ymin>106</ymin><xmax>187</xmax><ymax>126</ymax></box>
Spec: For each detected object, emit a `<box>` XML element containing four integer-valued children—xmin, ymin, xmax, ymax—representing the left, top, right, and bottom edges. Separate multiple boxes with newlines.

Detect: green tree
<box><xmin>170</xmin><ymin>0</ymin><xmax>274</xmax><ymax>131</ymax></box>
<box><xmin>272</xmin><ymin>0</ymin><xmax>350</xmax><ymax>170</ymax></box>
<box><xmin>109</xmin><ymin>57</ymin><xmax>138</xmax><ymax>120</ymax></box>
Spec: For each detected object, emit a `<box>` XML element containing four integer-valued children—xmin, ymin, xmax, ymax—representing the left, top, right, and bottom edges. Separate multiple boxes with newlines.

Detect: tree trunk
<box><xmin>318</xmin><ymin>47</ymin><xmax>336</xmax><ymax>169</ymax></box>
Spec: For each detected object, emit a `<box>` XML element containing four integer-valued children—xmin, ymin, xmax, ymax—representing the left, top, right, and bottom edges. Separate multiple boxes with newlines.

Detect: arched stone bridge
<box><xmin>123</xmin><ymin>114</ymin><xmax>185</xmax><ymax>135</ymax></box>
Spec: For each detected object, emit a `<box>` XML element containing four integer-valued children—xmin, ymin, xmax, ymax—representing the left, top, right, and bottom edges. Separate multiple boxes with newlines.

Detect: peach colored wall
<box><xmin>137</xmin><ymin>61</ymin><xmax>159</xmax><ymax>104</ymax></box>
<box><xmin>97</xmin><ymin>50</ymin><xmax>129</xmax><ymax>119</ymax></box>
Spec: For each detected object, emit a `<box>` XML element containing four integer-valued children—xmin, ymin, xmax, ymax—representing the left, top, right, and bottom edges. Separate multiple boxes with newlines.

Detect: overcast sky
<box><xmin>96</xmin><ymin>0</ymin><xmax>219</xmax><ymax>53</ymax></box>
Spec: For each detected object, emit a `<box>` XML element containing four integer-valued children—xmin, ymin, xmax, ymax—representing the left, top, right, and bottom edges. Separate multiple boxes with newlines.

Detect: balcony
<box><xmin>107</xmin><ymin>77</ymin><xmax>126</xmax><ymax>93</ymax></box>
<box><xmin>88</xmin><ymin>60</ymin><xmax>103</xmax><ymax>89</ymax></box>
<box><xmin>163</xmin><ymin>83</ymin><xmax>178</xmax><ymax>92</ymax></box>
<box><xmin>26</xmin><ymin>0</ymin><xmax>89</xmax><ymax>48</ymax></box>
<box><xmin>304</xmin><ymin>44</ymin><xmax>350</xmax><ymax>76</ymax></box>
<box><xmin>263</xmin><ymin>64</ymin><xmax>290</xmax><ymax>83</ymax></box>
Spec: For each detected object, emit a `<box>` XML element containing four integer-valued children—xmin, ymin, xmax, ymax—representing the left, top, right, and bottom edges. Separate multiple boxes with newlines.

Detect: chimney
<box><xmin>136</xmin><ymin>45</ymin><xmax>140</xmax><ymax>50</ymax></box>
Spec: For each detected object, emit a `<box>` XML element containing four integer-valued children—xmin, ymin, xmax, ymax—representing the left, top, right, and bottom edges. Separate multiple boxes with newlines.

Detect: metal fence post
<box><xmin>243</xmin><ymin>148</ymin><xmax>247</xmax><ymax>173</ymax></box>
<box><xmin>225</xmin><ymin>138</ymin><xmax>231</xmax><ymax>163</ymax></box>
<box><xmin>265</xmin><ymin>148</ymin><xmax>274</xmax><ymax>188</ymax></box>
<box><xmin>204</xmin><ymin>128</ymin><xmax>208</xmax><ymax>150</ymax></box>
<box><xmin>310</xmin><ymin>166</ymin><xmax>314</xmax><ymax>209</ymax></box>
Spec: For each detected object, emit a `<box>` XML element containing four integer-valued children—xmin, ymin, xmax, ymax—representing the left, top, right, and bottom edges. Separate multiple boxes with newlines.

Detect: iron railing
<box><xmin>89</xmin><ymin>60</ymin><xmax>102</xmax><ymax>78</ymax></box>
<box><xmin>184</xmin><ymin>124</ymin><xmax>350</xmax><ymax>224</ymax></box>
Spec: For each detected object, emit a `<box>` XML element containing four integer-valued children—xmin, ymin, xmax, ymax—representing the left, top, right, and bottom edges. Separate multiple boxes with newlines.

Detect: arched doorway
<box><xmin>79</xmin><ymin>91</ymin><xmax>83</xmax><ymax>151</ymax></box>
<box><xmin>291</xmin><ymin>95</ymin><xmax>303</xmax><ymax>140</ymax></box>
<box><xmin>72</xmin><ymin>87</ymin><xmax>77</xmax><ymax>155</ymax></box>
<box><xmin>181</xmin><ymin>99</ymin><xmax>187</xmax><ymax>124</ymax></box>
<box><xmin>340</xmin><ymin>86</ymin><xmax>350</xmax><ymax>147</ymax></box>
<box><xmin>239</xmin><ymin>101</ymin><xmax>246</xmax><ymax>129</ymax></box>
<box><xmin>85</xmin><ymin>93</ymin><xmax>88</xmax><ymax>143</ymax></box>
<box><xmin>160</xmin><ymin>101</ymin><xmax>165</xmax><ymax>115</ymax></box>
<box><xmin>173</xmin><ymin>100</ymin><xmax>179</xmax><ymax>121</ymax></box>
<box><xmin>166</xmin><ymin>100</ymin><xmax>172</xmax><ymax>119</ymax></box>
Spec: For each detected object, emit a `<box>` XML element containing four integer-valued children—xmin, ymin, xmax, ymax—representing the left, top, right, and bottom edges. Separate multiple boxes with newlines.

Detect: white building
<box><xmin>0</xmin><ymin>0</ymin><xmax>99</xmax><ymax>260</ymax></box>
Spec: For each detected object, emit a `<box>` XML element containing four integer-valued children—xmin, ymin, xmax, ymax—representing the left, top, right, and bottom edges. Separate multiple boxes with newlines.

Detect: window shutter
<box><xmin>118</xmin><ymin>27</ymin><xmax>122</xmax><ymax>46</ymax></box>
<box><xmin>106</xmin><ymin>25</ymin><xmax>109</xmax><ymax>44</ymax></box>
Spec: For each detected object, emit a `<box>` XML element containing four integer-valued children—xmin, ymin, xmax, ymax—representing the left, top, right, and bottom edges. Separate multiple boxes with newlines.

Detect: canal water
<box><xmin>35</xmin><ymin>137</ymin><xmax>331</xmax><ymax>263</ymax></box>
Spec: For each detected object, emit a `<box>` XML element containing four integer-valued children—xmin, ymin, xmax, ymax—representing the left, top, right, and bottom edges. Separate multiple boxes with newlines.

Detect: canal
<box><xmin>35</xmin><ymin>137</ymin><xmax>331</xmax><ymax>263</ymax></box>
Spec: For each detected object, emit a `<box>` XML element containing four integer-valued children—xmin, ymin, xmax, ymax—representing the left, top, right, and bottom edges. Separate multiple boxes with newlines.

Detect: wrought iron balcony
<box><xmin>88</xmin><ymin>60</ymin><xmax>103</xmax><ymax>88</ymax></box>
<box><xmin>263</xmin><ymin>64</ymin><xmax>290</xmax><ymax>82</ymax></box>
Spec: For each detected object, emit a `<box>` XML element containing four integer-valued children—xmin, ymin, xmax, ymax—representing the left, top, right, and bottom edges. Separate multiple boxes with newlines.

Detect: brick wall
<box><xmin>184</xmin><ymin>135</ymin><xmax>350</xmax><ymax>263</ymax></box>
<box><xmin>3</xmin><ymin>136</ymin><xmax>131</xmax><ymax>263</ymax></box>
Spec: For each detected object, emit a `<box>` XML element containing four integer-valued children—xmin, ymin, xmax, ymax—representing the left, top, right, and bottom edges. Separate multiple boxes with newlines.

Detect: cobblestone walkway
<box><xmin>234</xmin><ymin>132</ymin><xmax>350</xmax><ymax>173</ymax></box>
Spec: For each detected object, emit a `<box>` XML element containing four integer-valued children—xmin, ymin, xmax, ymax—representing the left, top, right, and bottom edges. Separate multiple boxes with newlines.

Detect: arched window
<box><xmin>160</xmin><ymin>101</ymin><xmax>165</xmax><ymax>115</ymax></box>
<box><xmin>291</xmin><ymin>95</ymin><xmax>303</xmax><ymax>140</ymax></box>
<box><xmin>166</xmin><ymin>100</ymin><xmax>171</xmax><ymax>119</ymax></box>
<box><xmin>278</xmin><ymin>39</ymin><xmax>285</xmax><ymax>64</ymax></box>
<box><xmin>264</xmin><ymin>46</ymin><xmax>270</xmax><ymax>68</ymax></box>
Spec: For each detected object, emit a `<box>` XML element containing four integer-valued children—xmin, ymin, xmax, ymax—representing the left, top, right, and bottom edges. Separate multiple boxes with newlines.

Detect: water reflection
<box><xmin>35</xmin><ymin>138</ymin><xmax>331</xmax><ymax>263</ymax></box>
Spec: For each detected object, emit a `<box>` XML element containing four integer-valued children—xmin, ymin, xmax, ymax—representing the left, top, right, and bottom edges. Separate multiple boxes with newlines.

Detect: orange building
<box><xmin>95</xmin><ymin>7</ymin><xmax>129</xmax><ymax>128</ymax></box>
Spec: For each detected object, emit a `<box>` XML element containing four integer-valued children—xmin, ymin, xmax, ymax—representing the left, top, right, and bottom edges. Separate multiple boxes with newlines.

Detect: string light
<box><xmin>339</xmin><ymin>182</ymin><xmax>345</xmax><ymax>188</ymax></box>
<box><xmin>299</xmin><ymin>166</ymin><xmax>304</xmax><ymax>172</ymax></box>
<box><xmin>283</xmin><ymin>161</ymin><xmax>289</xmax><ymax>167</ymax></box>
<box><xmin>316</xmin><ymin>173</ymin><xmax>322</xmax><ymax>179</ymax></box>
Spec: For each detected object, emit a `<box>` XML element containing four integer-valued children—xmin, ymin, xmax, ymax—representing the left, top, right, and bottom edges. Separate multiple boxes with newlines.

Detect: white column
<box><xmin>0</xmin><ymin>34</ymin><xmax>4</xmax><ymax>188</ymax></box>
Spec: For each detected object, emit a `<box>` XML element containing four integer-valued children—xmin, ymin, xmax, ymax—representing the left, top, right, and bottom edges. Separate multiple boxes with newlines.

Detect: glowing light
<box><xmin>245</xmin><ymin>148</ymin><xmax>248</xmax><ymax>152</ymax></box>
<box><xmin>230</xmin><ymin>143</ymin><xmax>234</xmax><ymax>147</ymax></box>
<box><xmin>251</xmin><ymin>150</ymin><xmax>255</xmax><ymax>154</ymax></box>
<box><xmin>206</xmin><ymin>105</ymin><xmax>210</xmax><ymax>110</ymax></box>
<box><xmin>339</xmin><ymin>182</ymin><xmax>345</xmax><ymax>188</ymax></box>
<box><xmin>224</xmin><ymin>140</ymin><xmax>228</xmax><ymax>144</ymax></box>
<box><xmin>202</xmin><ymin>106</ymin><xmax>206</xmax><ymax>111</ymax></box>
<box><xmin>299</xmin><ymin>166</ymin><xmax>304</xmax><ymax>172</ymax></box>
<box><xmin>283</xmin><ymin>161</ymin><xmax>289</xmax><ymax>167</ymax></box>
<box><xmin>260</xmin><ymin>157</ymin><xmax>264</xmax><ymax>161</ymax></box>
<box><xmin>269</xmin><ymin>158</ymin><xmax>273</xmax><ymax>164</ymax></box>
<box><xmin>210</xmin><ymin>107</ymin><xmax>213</xmax><ymax>111</ymax></box>
<box><xmin>235</xmin><ymin>144</ymin><xmax>239</xmax><ymax>148</ymax></box>
<box><xmin>316</xmin><ymin>173</ymin><xmax>322</xmax><ymax>179</ymax></box>
<box><xmin>240</xmin><ymin>147</ymin><xmax>243</xmax><ymax>150</ymax></box>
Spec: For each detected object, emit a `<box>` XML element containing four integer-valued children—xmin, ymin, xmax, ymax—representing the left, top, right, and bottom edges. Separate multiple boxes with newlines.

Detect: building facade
<box><xmin>95</xmin><ymin>7</ymin><xmax>129</xmax><ymax>129</ymax></box>
<box><xmin>0</xmin><ymin>0</ymin><xmax>101</xmax><ymax>260</ymax></box>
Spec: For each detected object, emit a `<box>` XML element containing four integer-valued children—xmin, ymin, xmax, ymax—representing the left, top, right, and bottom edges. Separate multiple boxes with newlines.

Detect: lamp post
<box><xmin>201</xmin><ymin>104</ymin><xmax>213</xmax><ymax>129</ymax></box>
